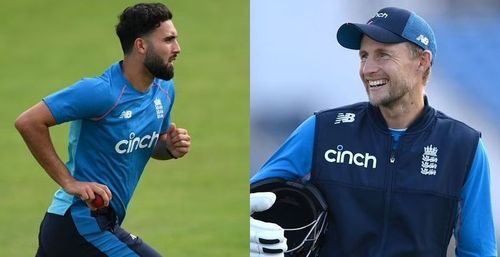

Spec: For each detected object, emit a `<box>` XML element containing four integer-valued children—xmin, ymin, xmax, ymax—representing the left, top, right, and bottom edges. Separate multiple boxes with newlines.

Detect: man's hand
<box><xmin>63</xmin><ymin>180</ymin><xmax>112</xmax><ymax>210</ymax></box>
<box><xmin>15</xmin><ymin>101</ymin><xmax>112</xmax><ymax>211</ymax></box>
<box><xmin>250</xmin><ymin>192</ymin><xmax>287</xmax><ymax>257</ymax></box>
<box><xmin>162</xmin><ymin>123</ymin><xmax>191</xmax><ymax>158</ymax></box>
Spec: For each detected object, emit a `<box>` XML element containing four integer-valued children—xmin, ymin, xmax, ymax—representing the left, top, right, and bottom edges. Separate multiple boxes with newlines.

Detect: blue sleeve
<box><xmin>43</xmin><ymin>78</ymin><xmax>112</xmax><ymax>124</ymax></box>
<box><xmin>250</xmin><ymin>115</ymin><xmax>316</xmax><ymax>184</ymax></box>
<box><xmin>160</xmin><ymin>80</ymin><xmax>176</xmax><ymax>134</ymax></box>
<box><xmin>455</xmin><ymin>138</ymin><xmax>498</xmax><ymax>257</ymax></box>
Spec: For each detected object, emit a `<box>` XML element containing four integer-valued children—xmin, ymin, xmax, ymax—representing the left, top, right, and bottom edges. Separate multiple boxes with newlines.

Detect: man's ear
<box><xmin>418</xmin><ymin>50</ymin><xmax>432</xmax><ymax>71</ymax></box>
<box><xmin>134</xmin><ymin>38</ymin><xmax>148</xmax><ymax>55</ymax></box>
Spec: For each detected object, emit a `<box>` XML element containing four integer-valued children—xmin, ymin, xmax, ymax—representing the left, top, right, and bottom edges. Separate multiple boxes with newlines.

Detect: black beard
<box><xmin>144</xmin><ymin>49</ymin><xmax>174</xmax><ymax>81</ymax></box>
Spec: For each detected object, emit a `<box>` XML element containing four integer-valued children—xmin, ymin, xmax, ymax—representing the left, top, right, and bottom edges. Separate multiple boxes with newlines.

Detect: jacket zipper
<box><xmin>379</xmin><ymin>136</ymin><xmax>398</xmax><ymax>256</ymax></box>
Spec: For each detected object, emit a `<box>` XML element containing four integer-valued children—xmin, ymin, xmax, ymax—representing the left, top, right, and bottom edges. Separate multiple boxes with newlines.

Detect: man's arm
<box><xmin>152</xmin><ymin>123</ymin><xmax>191</xmax><ymax>160</ymax></box>
<box><xmin>251</xmin><ymin>115</ymin><xmax>316</xmax><ymax>184</ymax></box>
<box><xmin>14</xmin><ymin>101</ymin><xmax>112</xmax><ymax>209</ymax></box>
<box><xmin>249</xmin><ymin>116</ymin><xmax>316</xmax><ymax>257</ymax></box>
<box><xmin>455</xmin><ymin>138</ymin><xmax>497</xmax><ymax>257</ymax></box>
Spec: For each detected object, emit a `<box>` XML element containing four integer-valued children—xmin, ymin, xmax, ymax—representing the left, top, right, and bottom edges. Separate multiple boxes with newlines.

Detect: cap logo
<box><xmin>416</xmin><ymin>34</ymin><xmax>429</xmax><ymax>46</ymax></box>
<box><xmin>374</xmin><ymin>12</ymin><xmax>388</xmax><ymax>18</ymax></box>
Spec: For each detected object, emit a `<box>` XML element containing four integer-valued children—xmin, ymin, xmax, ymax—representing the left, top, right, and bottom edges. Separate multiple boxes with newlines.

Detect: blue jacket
<box><xmin>251</xmin><ymin>99</ymin><xmax>497</xmax><ymax>257</ymax></box>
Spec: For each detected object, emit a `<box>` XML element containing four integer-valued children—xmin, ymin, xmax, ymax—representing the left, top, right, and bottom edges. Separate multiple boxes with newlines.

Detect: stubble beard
<box><xmin>368</xmin><ymin>81</ymin><xmax>411</xmax><ymax>109</ymax></box>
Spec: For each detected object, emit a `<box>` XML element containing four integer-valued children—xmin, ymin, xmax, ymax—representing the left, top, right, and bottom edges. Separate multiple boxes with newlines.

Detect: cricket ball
<box><xmin>92</xmin><ymin>194</ymin><xmax>105</xmax><ymax>209</ymax></box>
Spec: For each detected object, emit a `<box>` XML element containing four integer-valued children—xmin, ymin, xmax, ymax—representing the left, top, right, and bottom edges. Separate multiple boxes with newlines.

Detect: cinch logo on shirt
<box><xmin>114</xmin><ymin>131</ymin><xmax>159</xmax><ymax>154</ymax></box>
<box><xmin>324</xmin><ymin>145</ymin><xmax>377</xmax><ymax>169</ymax></box>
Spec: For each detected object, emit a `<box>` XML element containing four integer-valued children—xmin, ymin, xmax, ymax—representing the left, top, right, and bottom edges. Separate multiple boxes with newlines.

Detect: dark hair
<box><xmin>116</xmin><ymin>3</ymin><xmax>173</xmax><ymax>54</ymax></box>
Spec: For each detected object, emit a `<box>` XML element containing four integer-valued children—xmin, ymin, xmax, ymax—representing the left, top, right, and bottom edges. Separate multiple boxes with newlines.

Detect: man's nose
<box><xmin>361</xmin><ymin>57</ymin><xmax>379</xmax><ymax>75</ymax></box>
<box><xmin>173</xmin><ymin>40</ymin><xmax>181</xmax><ymax>54</ymax></box>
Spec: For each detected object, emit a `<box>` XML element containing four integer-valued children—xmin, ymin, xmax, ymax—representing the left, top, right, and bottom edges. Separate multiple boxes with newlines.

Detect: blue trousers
<box><xmin>35</xmin><ymin>204</ymin><xmax>163</xmax><ymax>257</ymax></box>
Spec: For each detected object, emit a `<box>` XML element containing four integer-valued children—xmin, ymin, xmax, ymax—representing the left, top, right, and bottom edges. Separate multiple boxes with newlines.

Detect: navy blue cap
<box><xmin>337</xmin><ymin>7</ymin><xmax>436</xmax><ymax>59</ymax></box>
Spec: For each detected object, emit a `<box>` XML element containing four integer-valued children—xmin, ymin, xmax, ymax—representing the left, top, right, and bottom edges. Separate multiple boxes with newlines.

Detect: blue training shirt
<box><xmin>43</xmin><ymin>61</ymin><xmax>175</xmax><ymax>223</ymax></box>
<box><xmin>251</xmin><ymin>115</ymin><xmax>497</xmax><ymax>256</ymax></box>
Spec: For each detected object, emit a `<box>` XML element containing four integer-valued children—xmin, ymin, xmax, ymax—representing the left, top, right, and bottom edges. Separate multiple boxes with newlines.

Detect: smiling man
<box><xmin>250</xmin><ymin>7</ymin><xmax>497</xmax><ymax>257</ymax></box>
<box><xmin>15</xmin><ymin>3</ymin><xmax>191</xmax><ymax>257</ymax></box>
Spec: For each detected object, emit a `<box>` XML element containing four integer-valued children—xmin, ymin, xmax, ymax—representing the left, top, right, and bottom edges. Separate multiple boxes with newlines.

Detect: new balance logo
<box><xmin>421</xmin><ymin>145</ymin><xmax>438</xmax><ymax>175</ymax></box>
<box><xmin>335</xmin><ymin>113</ymin><xmax>355</xmax><ymax>124</ymax></box>
<box><xmin>416</xmin><ymin>34</ymin><xmax>429</xmax><ymax>46</ymax></box>
<box><xmin>324</xmin><ymin>145</ymin><xmax>377</xmax><ymax>169</ymax></box>
<box><xmin>119</xmin><ymin>110</ymin><xmax>133</xmax><ymax>119</ymax></box>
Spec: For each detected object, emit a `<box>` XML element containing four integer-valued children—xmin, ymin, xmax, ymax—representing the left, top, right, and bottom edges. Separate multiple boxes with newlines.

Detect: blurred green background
<box><xmin>0</xmin><ymin>0</ymin><xmax>248</xmax><ymax>256</ymax></box>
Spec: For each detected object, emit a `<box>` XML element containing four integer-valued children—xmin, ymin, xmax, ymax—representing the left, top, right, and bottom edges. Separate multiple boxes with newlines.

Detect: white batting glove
<box><xmin>250</xmin><ymin>192</ymin><xmax>287</xmax><ymax>257</ymax></box>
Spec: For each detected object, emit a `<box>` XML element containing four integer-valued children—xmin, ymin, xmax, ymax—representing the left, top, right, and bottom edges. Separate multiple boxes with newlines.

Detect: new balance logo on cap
<box><xmin>335</xmin><ymin>113</ymin><xmax>356</xmax><ymax>124</ymax></box>
<box><xmin>416</xmin><ymin>34</ymin><xmax>429</xmax><ymax>46</ymax></box>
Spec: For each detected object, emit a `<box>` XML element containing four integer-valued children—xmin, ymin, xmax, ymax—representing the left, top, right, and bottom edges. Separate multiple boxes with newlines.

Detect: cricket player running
<box><xmin>250</xmin><ymin>7</ymin><xmax>497</xmax><ymax>257</ymax></box>
<box><xmin>15</xmin><ymin>3</ymin><xmax>190</xmax><ymax>257</ymax></box>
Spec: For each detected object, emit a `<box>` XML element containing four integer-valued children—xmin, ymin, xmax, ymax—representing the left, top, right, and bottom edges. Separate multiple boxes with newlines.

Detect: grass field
<box><xmin>0</xmin><ymin>1</ymin><xmax>248</xmax><ymax>256</ymax></box>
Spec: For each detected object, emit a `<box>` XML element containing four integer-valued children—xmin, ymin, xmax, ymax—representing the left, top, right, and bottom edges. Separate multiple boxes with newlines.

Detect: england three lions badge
<box><xmin>421</xmin><ymin>145</ymin><xmax>438</xmax><ymax>176</ymax></box>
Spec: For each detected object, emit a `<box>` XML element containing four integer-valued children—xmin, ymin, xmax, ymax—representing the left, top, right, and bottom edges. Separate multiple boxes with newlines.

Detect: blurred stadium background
<box><xmin>1</xmin><ymin>1</ymin><xmax>247</xmax><ymax>256</ymax></box>
<box><xmin>251</xmin><ymin>0</ymin><xmax>500</xmax><ymax>255</ymax></box>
